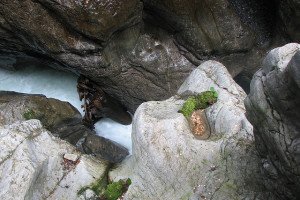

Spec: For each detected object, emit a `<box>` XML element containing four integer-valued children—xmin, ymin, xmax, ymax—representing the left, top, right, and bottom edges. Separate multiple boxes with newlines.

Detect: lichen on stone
<box><xmin>179</xmin><ymin>87</ymin><xmax>218</xmax><ymax>118</ymax></box>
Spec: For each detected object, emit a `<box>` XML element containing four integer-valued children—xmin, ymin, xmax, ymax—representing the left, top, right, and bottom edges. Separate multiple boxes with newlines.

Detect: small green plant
<box><xmin>102</xmin><ymin>179</ymin><xmax>131</xmax><ymax>200</ymax></box>
<box><xmin>179</xmin><ymin>96</ymin><xmax>197</xmax><ymax>118</ymax></box>
<box><xmin>78</xmin><ymin>178</ymin><xmax>131</xmax><ymax>200</ymax></box>
<box><xmin>179</xmin><ymin>87</ymin><xmax>218</xmax><ymax>118</ymax></box>
<box><xmin>23</xmin><ymin>109</ymin><xmax>37</xmax><ymax>120</ymax></box>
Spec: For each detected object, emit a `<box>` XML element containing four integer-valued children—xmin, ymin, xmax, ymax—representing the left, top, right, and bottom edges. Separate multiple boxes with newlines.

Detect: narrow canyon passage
<box><xmin>0</xmin><ymin>65</ymin><xmax>132</xmax><ymax>153</ymax></box>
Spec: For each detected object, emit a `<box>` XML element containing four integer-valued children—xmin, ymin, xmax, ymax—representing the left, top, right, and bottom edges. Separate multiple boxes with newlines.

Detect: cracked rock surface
<box><xmin>0</xmin><ymin>119</ymin><xmax>108</xmax><ymax>200</ymax></box>
<box><xmin>109</xmin><ymin>61</ymin><xmax>277</xmax><ymax>200</ymax></box>
<box><xmin>245</xmin><ymin>43</ymin><xmax>300</xmax><ymax>200</ymax></box>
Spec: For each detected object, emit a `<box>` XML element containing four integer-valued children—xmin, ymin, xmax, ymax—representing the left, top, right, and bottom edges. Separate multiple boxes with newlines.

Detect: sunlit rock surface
<box><xmin>0</xmin><ymin>119</ymin><xmax>108</xmax><ymax>200</ymax></box>
<box><xmin>245</xmin><ymin>43</ymin><xmax>300</xmax><ymax>200</ymax></box>
<box><xmin>110</xmin><ymin>61</ymin><xmax>277</xmax><ymax>200</ymax></box>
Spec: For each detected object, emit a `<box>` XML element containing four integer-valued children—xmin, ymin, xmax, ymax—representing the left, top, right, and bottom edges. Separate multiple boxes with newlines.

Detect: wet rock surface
<box><xmin>109</xmin><ymin>61</ymin><xmax>277</xmax><ymax>200</ymax></box>
<box><xmin>245</xmin><ymin>43</ymin><xmax>300</xmax><ymax>200</ymax></box>
<box><xmin>0</xmin><ymin>91</ymin><xmax>81</xmax><ymax>131</ymax></box>
<box><xmin>83</xmin><ymin>134</ymin><xmax>129</xmax><ymax>164</ymax></box>
<box><xmin>0</xmin><ymin>0</ymin><xmax>297</xmax><ymax>111</ymax></box>
<box><xmin>0</xmin><ymin>91</ymin><xmax>130</xmax><ymax>164</ymax></box>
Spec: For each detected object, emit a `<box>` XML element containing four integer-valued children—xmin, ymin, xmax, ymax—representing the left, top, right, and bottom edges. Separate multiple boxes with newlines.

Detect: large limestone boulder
<box><xmin>245</xmin><ymin>43</ymin><xmax>300</xmax><ymax>200</ymax></box>
<box><xmin>109</xmin><ymin>61</ymin><xmax>276</xmax><ymax>199</ymax></box>
<box><xmin>0</xmin><ymin>119</ymin><xmax>108</xmax><ymax>200</ymax></box>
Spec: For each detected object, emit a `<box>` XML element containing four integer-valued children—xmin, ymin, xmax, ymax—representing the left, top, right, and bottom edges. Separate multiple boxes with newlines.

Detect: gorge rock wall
<box><xmin>245</xmin><ymin>43</ymin><xmax>300</xmax><ymax>200</ymax></box>
<box><xmin>0</xmin><ymin>0</ymin><xmax>297</xmax><ymax>111</ymax></box>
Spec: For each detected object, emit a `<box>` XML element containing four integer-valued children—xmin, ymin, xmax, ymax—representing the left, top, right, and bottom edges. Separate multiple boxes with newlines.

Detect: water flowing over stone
<box><xmin>0</xmin><ymin>91</ymin><xmax>130</xmax><ymax>164</ymax></box>
<box><xmin>0</xmin><ymin>66</ymin><xmax>133</xmax><ymax>153</ymax></box>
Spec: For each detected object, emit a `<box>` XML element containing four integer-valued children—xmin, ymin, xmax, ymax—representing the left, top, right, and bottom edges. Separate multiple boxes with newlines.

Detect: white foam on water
<box><xmin>0</xmin><ymin>66</ymin><xmax>132</xmax><ymax>153</ymax></box>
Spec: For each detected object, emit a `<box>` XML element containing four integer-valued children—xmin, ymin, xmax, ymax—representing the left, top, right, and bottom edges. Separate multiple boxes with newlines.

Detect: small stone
<box><xmin>63</xmin><ymin>153</ymin><xmax>79</xmax><ymax>162</ymax></box>
<box><xmin>84</xmin><ymin>189</ymin><xmax>97</xmax><ymax>200</ymax></box>
<box><xmin>188</xmin><ymin>110</ymin><xmax>211</xmax><ymax>140</ymax></box>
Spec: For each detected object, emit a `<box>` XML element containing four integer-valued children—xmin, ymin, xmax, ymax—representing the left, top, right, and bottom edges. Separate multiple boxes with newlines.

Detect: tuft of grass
<box><xmin>102</xmin><ymin>179</ymin><xmax>131</xmax><ymax>200</ymax></box>
<box><xmin>23</xmin><ymin>109</ymin><xmax>37</xmax><ymax>120</ymax></box>
<box><xmin>179</xmin><ymin>87</ymin><xmax>218</xmax><ymax>118</ymax></box>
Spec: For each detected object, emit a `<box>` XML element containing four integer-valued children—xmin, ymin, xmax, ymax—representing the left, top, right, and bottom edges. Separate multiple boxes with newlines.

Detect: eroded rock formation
<box><xmin>109</xmin><ymin>61</ymin><xmax>276</xmax><ymax>200</ymax></box>
<box><xmin>245</xmin><ymin>43</ymin><xmax>300</xmax><ymax>200</ymax></box>
<box><xmin>0</xmin><ymin>0</ymin><xmax>297</xmax><ymax>111</ymax></box>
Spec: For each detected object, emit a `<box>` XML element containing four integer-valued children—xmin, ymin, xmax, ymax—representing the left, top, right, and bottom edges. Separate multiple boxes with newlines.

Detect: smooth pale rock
<box><xmin>64</xmin><ymin>153</ymin><xmax>79</xmax><ymax>162</ymax></box>
<box><xmin>0</xmin><ymin>120</ymin><xmax>108</xmax><ymax>200</ymax></box>
<box><xmin>78</xmin><ymin>189</ymin><xmax>98</xmax><ymax>200</ymax></box>
<box><xmin>109</xmin><ymin>61</ymin><xmax>276</xmax><ymax>200</ymax></box>
<box><xmin>245</xmin><ymin>43</ymin><xmax>300</xmax><ymax>200</ymax></box>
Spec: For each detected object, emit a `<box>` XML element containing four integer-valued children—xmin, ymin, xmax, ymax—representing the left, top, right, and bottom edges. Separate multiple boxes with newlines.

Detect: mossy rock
<box><xmin>102</xmin><ymin>179</ymin><xmax>131</xmax><ymax>200</ymax></box>
<box><xmin>78</xmin><ymin>177</ymin><xmax>131</xmax><ymax>200</ymax></box>
<box><xmin>23</xmin><ymin>109</ymin><xmax>38</xmax><ymax>120</ymax></box>
<box><xmin>179</xmin><ymin>88</ymin><xmax>218</xmax><ymax>118</ymax></box>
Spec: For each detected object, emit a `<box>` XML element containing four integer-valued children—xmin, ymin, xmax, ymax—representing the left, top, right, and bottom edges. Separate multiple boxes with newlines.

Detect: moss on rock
<box><xmin>78</xmin><ymin>177</ymin><xmax>131</xmax><ymax>200</ymax></box>
<box><xmin>23</xmin><ymin>109</ymin><xmax>37</xmax><ymax>120</ymax></box>
<box><xmin>179</xmin><ymin>96</ymin><xmax>197</xmax><ymax>118</ymax></box>
<box><xmin>179</xmin><ymin>87</ymin><xmax>218</xmax><ymax>118</ymax></box>
<box><xmin>102</xmin><ymin>179</ymin><xmax>131</xmax><ymax>200</ymax></box>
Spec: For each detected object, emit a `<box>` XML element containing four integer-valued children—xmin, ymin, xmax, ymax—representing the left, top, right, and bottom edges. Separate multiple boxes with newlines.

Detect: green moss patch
<box><xmin>102</xmin><ymin>179</ymin><xmax>131</xmax><ymax>200</ymax></box>
<box><xmin>179</xmin><ymin>87</ymin><xmax>218</xmax><ymax>118</ymax></box>
<box><xmin>23</xmin><ymin>109</ymin><xmax>37</xmax><ymax>120</ymax></box>
<box><xmin>78</xmin><ymin>178</ymin><xmax>131</xmax><ymax>200</ymax></box>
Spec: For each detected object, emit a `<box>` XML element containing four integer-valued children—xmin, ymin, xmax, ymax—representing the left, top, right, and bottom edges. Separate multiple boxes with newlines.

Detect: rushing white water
<box><xmin>0</xmin><ymin>66</ymin><xmax>132</xmax><ymax>152</ymax></box>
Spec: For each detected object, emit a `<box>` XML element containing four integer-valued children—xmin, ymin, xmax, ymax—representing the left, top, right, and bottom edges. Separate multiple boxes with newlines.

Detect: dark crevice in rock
<box><xmin>77</xmin><ymin>75</ymin><xmax>132</xmax><ymax>129</ymax></box>
<box><xmin>228</xmin><ymin>0</ymin><xmax>279</xmax><ymax>45</ymax></box>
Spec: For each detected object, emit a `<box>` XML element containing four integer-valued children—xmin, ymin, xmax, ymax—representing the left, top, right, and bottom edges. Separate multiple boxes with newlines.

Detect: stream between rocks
<box><xmin>0</xmin><ymin>65</ymin><xmax>132</xmax><ymax>153</ymax></box>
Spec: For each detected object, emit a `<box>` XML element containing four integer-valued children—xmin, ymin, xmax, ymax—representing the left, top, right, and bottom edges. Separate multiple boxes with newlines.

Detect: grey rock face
<box><xmin>83</xmin><ymin>134</ymin><xmax>129</xmax><ymax>164</ymax></box>
<box><xmin>0</xmin><ymin>0</ymin><xmax>195</xmax><ymax>112</ymax></box>
<box><xmin>143</xmin><ymin>0</ymin><xmax>277</xmax><ymax>76</ymax></box>
<box><xmin>245</xmin><ymin>43</ymin><xmax>300</xmax><ymax>200</ymax></box>
<box><xmin>0</xmin><ymin>0</ymin><xmax>291</xmax><ymax>111</ymax></box>
<box><xmin>109</xmin><ymin>61</ymin><xmax>276</xmax><ymax>200</ymax></box>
